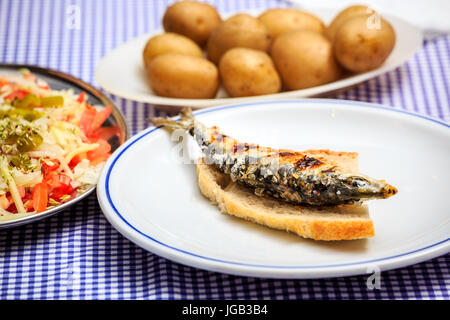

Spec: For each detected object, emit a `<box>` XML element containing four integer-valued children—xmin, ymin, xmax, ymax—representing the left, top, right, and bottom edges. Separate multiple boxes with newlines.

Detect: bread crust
<box><xmin>196</xmin><ymin>150</ymin><xmax>375</xmax><ymax>241</ymax></box>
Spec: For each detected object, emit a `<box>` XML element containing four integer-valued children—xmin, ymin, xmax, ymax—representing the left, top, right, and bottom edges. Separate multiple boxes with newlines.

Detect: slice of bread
<box><xmin>196</xmin><ymin>150</ymin><xmax>375</xmax><ymax>241</ymax></box>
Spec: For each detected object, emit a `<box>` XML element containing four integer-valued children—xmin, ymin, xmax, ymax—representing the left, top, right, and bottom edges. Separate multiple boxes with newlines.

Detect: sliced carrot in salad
<box><xmin>32</xmin><ymin>182</ymin><xmax>48</xmax><ymax>213</ymax></box>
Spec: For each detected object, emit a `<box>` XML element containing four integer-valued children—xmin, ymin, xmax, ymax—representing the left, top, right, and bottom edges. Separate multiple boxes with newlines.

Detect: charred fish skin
<box><xmin>151</xmin><ymin>108</ymin><xmax>397</xmax><ymax>206</ymax></box>
<box><xmin>202</xmin><ymin>148</ymin><xmax>394</xmax><ymax>206</ymax></box>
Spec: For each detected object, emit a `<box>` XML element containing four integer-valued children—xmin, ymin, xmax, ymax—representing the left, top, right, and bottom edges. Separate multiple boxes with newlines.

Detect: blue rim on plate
<box><xmin>101</xmin><ymin>99</ymin><xmax>450</xmax><ymax>276</ymax></box>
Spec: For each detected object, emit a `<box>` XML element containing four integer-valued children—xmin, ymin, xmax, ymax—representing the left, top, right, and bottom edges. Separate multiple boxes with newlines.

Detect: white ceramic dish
<box><xmin>95</xmin><ymin>9</ymin><xmax>423</xmax><ymax>108</ymax></box>
<box><xmin>97</xmin><ymin>100</ymin><xmax>449</xmax><ymax>279</ymax></box>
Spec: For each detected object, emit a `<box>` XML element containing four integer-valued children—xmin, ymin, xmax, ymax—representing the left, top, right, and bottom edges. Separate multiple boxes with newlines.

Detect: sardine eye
<box><xmin>350</xmin><ymin>177</ymin><xmax>369</xmax><ymax>188</ymax></box>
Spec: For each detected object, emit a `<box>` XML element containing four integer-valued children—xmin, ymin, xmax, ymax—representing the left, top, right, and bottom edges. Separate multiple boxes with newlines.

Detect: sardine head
<box><xmin>343</xmin><ymin>175</ymin><xmax>397</xmax><ymax>200</ymax></box>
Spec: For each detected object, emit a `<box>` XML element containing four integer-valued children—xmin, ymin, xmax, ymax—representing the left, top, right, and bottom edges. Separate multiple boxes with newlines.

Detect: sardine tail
<box><xmin>149</xmin><ymin>107</ymin><xmax>195</xmax><ymax>132</ymax></box>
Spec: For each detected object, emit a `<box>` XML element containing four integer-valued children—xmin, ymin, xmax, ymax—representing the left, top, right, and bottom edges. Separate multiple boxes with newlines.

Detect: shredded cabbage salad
<box><xmin>0</xmin><ymin>69</ymin><xmax>116</xmax><ymax>220</ymax></box>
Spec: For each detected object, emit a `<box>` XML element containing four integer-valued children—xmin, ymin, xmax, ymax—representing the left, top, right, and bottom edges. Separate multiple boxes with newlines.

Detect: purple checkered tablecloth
<box><xmin>0</xmin><ymin>0</ymin><xmax>449</xmax><ymax>300</ymax></box>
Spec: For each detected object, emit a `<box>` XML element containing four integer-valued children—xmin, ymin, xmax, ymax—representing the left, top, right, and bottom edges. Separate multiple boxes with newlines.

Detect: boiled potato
<box><xmin>146</xmin><ymin>53</ymin><xmax>219</xmax><ymax>99</ymax></box>
<box><xmin>142</xmin><ymin>33</ymin><xmax>203</xmax><ymax>67</ymax></box>
<box><xmin>219</xmin><ymin>48</ymin><xmax>281</xmax><ymax>97</ymax></box>
<box><xmin>162</xmin><ymin>0</ymin><xmax>222</xmax><ymax>47</ymax></box>
<box><xmin>325</xmin><ymin>5</ymin><xmax>371</xmax><ymax>41</ymax></box>
<box><xmin>271</xmin><ymin>31</ymin><xmax>341</xmax><ymax>90</ymax></box>
<box><xmin>333</xmin><ymin>14</ymin><xmax>396</xmax><ymax>72</ymax></box>
<box><xmin>258</xmin><ymin>8</ymin><xmax>324</xmax><ymax>39</ymax></box>
<box><xmin>207</xmin><ymin>14</ymin><xmax>271</xmax><ymax>64</ymax></box>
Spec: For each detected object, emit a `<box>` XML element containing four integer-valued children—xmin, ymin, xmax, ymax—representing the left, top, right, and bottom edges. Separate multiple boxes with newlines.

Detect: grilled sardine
<box><xmin>151</xmin><ymin>108</ymin><xmax>397</xmax><ymax>206</ymax></box>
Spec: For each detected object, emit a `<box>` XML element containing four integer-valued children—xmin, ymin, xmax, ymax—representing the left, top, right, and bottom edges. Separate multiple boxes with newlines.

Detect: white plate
<box><xmin>97</xmin><ymin>100</ymin><xmax>450</xmax><ymax>278</ymax></box>
<box><xmin>95</xmin><ymin>9</ymin><xmax>423</xmax><ymax>108</ymax></box>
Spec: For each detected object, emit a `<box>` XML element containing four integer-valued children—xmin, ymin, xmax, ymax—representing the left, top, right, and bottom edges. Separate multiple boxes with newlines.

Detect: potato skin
<box><xmin>162</xmin><ymin>0</ymin><xmax>221</xmax><ymax>47</ymax></box>
<box><xmin>142</xmin><ymin>33</ymin><xmax>203</xmax><ymax>68</ymax></box>
<box><xmin>207</xmin><ymin>14</ymin><xmax>271</xmax><ymax>64</ymax></box>
<box><xmin>258</xmin><ymin>8</ymin><xmax>325</xmax><ymax>39</ymax></box>
<box><xmin>146</xmin><ymin>53</ymin><xmax>219</xmax><ymax>99</ymax></box>
<box><xmin>333</xmin><ymin>15</ymin><xmax>396</xmax><ymax>72</ymax></box>
<box><xmin>271</xmin><ymin>31</ymin><xmax>341</xmax><ymax>90</ymax></box>
<box><xmin>219</xmin><ymin>48</ymin><xmax>281</xmax><ymax>97</ymax></box>
<box><xmin>325</xmin><ymin>5</ymin><xmax>370</xmax><ymax>41</ymax></box>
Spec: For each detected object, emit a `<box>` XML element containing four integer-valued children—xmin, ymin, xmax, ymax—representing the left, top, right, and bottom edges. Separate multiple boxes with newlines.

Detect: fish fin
<box><xmin>149</xmin><ymin>107</ymin><xmax>195</xmax><ymax>131</ymax></box>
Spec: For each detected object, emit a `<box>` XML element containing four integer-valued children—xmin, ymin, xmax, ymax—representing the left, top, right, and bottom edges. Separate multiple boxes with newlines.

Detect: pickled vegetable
<box><xmin>10</xmin><ymin>154</ymin><xmax>32</xmax><ymax>170</ymax></box>
<box><xmin>0</xmin><ymin>108</ymin><xmax>44</xmax><ymax>121</ymax></box>
<box><xmin>13</xmin><ymin>94</ymin><xmax>40</xmax><ymax>109</ymax></box>
<box><xmin>2</xmin><ymin>125</ymin><xmax>43</xmax><ymax>153</ymax></box>
<box><xmin>10</xmin><ymin>94</ymin><xmax>64</xmax><ymax>109</ymax></box>
<box><xmin>41</xmin><ymin>96</ymin><xmax>64</xmax><ymax>107</ymax></box>
<box><xmin>15</xmin><ymin>132</ymin><xmax>43</xmax><ymax>152</ymax></box>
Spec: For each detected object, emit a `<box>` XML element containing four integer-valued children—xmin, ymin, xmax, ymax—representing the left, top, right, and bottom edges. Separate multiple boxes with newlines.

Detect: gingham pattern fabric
<box><xmin>0</xmin><ymin>0</ymin><xmax>449</xmax><ymax>300</ymax></box>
